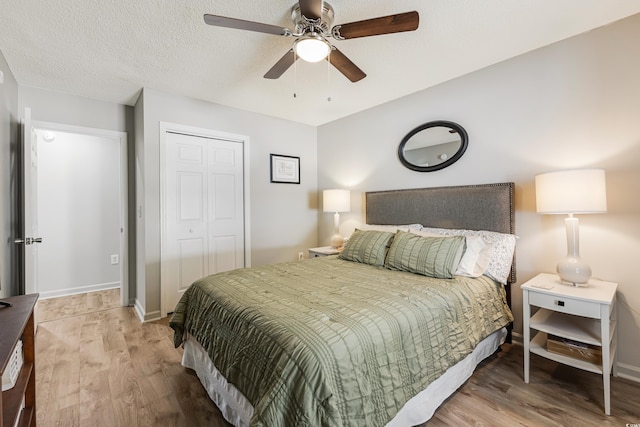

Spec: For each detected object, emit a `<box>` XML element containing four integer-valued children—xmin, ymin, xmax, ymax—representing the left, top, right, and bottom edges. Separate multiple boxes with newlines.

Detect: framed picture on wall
<box><xmin>270</xmin><ymin>154</ymin><xmax>300</xmax><ymax>184</ymax></box>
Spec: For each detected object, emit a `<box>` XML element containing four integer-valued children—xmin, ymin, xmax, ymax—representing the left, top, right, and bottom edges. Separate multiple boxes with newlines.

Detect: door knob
<box><xmin>13</xmin><ymin>237</ymin><xmax>43</xmax><ymax>245</ymax></box>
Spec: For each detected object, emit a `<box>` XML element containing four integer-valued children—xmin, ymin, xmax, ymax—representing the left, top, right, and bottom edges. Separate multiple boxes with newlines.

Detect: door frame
<box><xmin>159</xmin><ymin>122</ymin><xmax>251</xmax><ymax>317</ymax></box>
<box><xmin>32</xmin><ymin>120</ymin><xmax>129</xmax><ymax>306</ymax></box>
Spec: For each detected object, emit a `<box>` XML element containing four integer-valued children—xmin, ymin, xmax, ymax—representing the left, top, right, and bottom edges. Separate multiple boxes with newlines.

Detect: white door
<box><xmin>20</xmin><ymin>108</ymin><xmax>41</xmax><ymax>295</ymax></box>
<box><xmin>163</xmin><ymin>131</ymin><xmax>245</xmax><ymax>313</ymax></box>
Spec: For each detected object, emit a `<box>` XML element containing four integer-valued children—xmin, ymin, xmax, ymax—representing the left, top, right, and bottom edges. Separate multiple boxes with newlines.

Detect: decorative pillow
<box><xmin>420</xmin><ymin>226</ymin><xmax>517</xmax><ymax>284</ymax></box>
<box><xmin>384</xmin><ymin>231</ymin><xmax>465</xmax><ymax>279</ymax></box>
<box><xmin>338</xmin><ymin>229</ymin><xmax>395</xmax><ymax>266</ymax></box>
<box><xmin>413</xmin><ymin>231</ymin><xmax>493</xmax><ymax>278</ymax></box>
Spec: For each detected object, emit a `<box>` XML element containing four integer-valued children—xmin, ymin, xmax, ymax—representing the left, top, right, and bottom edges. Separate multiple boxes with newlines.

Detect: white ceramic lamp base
<box><xmin>558</xmin><ymin>216</ymin><xmax>591</xmax><ymax>286</ymax></box>
<box><xmin>330</xmin><ymin>233</ymin><xmax>344</xmax><ymax>249</ymax></box>
<box><xmin>557</xmin><ymin>256</ymin><xmax>592</xmax><ymax>286</ymax></box>
<box><xmin>330</xmin><ymin>212</ymin><xmax>344</xmax><ymax>249</ymax></box>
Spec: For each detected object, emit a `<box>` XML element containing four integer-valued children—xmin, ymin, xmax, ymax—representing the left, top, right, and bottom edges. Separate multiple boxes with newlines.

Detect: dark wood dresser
<box><xmin>0</xmin><ymin>293</ymin><xmax>38</xmax><ymax>427</ymax></box>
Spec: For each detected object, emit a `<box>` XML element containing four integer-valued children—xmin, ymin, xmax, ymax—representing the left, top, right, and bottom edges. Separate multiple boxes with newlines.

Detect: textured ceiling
<box><xmin>1</xmin><ymin>1</ymin><xmax>639</xmax><ymax>126</ymax></box>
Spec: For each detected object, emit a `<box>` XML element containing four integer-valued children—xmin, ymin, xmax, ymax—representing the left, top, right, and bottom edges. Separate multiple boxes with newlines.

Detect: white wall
<box><xmin>18</xmin><ymin>86</ymin><xmax>136</xmax><ymax>303</ymax></box>
<box><xmin>135</xmin><ymin>88</ymin><xmax>318</xmax><ymax>320</ymax></box>
<box><xmin>36</xmin><ymin>129</ymin><xmax>121</xmax><ymax>297</ymax></box>
<box><xmin>318</xmin><ymin>14</ymin><xmax>640</xmax><ymax>379</ymax></box>
<box><xmin>0</xmin><ymin>50</ymin><xmax>19</xmax><ymax>298</ymax></box>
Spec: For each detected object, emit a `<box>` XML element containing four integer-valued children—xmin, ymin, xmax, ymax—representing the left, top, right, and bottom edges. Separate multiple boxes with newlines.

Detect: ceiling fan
<box><xmin>204</xmin><ymin>0</ymin><xmax>419</xmax><ymax>82</ymax></box>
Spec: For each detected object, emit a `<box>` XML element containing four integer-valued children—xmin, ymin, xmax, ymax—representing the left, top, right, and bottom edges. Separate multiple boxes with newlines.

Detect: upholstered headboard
<box><xmin>365</xmin><ymin>182</ymin><xmax>516</xmax><ymax>284</ymax></box>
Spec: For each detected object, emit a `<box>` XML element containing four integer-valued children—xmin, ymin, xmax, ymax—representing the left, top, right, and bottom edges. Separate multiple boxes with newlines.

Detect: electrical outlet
<box><xmin>111</xmin><ymin>254</ymin><xmax>119</xmax><ymax>265</ymax></box>
<box><xmin>298</xmin><ymin>252</ymin><xmax>304</xmax><ymax>261</ymax></box>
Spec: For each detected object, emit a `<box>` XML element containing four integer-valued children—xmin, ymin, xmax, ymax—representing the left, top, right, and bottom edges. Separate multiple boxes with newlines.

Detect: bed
<box><xmin>170</xmin><ymin>182</ymin><xmax>516</xmax><ymax>426</ymax></box>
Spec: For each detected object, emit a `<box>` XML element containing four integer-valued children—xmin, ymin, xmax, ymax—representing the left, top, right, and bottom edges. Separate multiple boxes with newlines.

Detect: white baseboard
<box><xmin>134</xmin><ymin>298</ymin><xmax>145</xmax><ymax>322</ymax></box>
<box><xmin>133</xmin><ymin>298</ymin><xmax>161</xmax><ymax>323</ymax></box>
<box><xmin>38</xmin><ymin>282</ymin><xmax>120</xmax><ymax>300</ymax></box>
<box><xmin>143</xmin><ymin>310</ymin><xmax>162</xmax><ymax>322</ymax></box>
<box><xmin>616</xmin><ymin>363</ymin><xmax>640</xmax><ymax>383</ymax></box>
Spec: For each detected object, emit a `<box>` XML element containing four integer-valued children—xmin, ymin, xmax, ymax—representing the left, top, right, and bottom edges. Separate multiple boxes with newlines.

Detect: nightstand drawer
<box><xmin>308</xmin><ymin>246</ymin><xmax>340</xmax><ymax>258</ymax></box>
<box><xmin>529</xmin><ymin>292</ymin><xmax>600</xmax><ymax>318</ymax></box>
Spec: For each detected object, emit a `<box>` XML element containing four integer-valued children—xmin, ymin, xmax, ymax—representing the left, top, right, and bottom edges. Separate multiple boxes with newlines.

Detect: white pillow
<box><xmin>456</xmin><ymin>235</ymin><xmax>493</xmax><ymax>277</ymax></box>
<box><xmin>419</xmin><ymin>227</ymin><xmax>516</xmax><ymax>284</ymax></box>
<box><xmin>413</xmin><ymin>231</ymin><xmax>493</xmax><ymax>278</ymax></box>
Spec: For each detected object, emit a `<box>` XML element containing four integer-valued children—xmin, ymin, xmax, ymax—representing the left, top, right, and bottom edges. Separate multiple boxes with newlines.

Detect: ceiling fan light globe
<box><xmin>294</xmin><ymin>37</ymin><xmax>330</xmax><ymax>62</ymax></box>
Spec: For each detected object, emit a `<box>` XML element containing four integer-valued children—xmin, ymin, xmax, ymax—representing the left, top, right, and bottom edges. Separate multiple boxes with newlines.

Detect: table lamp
<box><xmin>323</xmin><ymin>189</ymin><xmax>350</xmax><ymax>248</ymax></box>
<box><xmin>535</xmin><ymin>169</ymin><xmax>607</xmax><ymax>286</ymax></box>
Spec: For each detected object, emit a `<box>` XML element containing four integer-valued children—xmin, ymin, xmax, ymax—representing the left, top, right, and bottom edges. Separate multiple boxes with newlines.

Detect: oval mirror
<box><xmin>398</xmin><ymin>120</ymin><xmax>468</xmax><ymax>172</ymax></box>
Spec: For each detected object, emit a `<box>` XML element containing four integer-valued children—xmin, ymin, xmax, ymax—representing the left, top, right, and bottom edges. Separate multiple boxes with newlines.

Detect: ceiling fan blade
<box><xmin>333</xmin><ymin>11</ymin><xmax>419</xmax><ymax>39</ymax></box>
<box><xmin>327</xmin><ymin>48</ymin><xmax>366</xmax><ymax>82</ymax></box>
<box><xmin>204</xmin><ymin>14</ymin><xmax>290</xmax><ymax>36</ymax></box>
<box><xmin>298</xmin><ymin>0</ymin><xmax>323</xmax><ymax>20</ymax></box>
<box><xmin>264</xmin><ymin>49</ymin><xmax>298</xmax><ymax>79</ymax></box>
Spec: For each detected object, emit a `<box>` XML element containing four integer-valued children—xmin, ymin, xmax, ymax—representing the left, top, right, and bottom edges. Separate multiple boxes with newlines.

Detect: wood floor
<box><xmin>35</xmin><ymin>291</ymin><xmax>640</xmax><ymax>426</ymax></box>
<box><xmin>36</xmin><ymin>288</ymin><xmax>121</xmax><ymax>322</ymax></box>
<box><xmin>35</xmin><ymin>291</ymin><xmax>224</xmax><ymax>427</ymax></box>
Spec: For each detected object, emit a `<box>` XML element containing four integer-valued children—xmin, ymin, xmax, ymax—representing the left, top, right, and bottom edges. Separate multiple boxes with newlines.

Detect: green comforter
<box><xmin>170</xmin><ymin>256</ymin><xmax>513</xmax><ymax>427</ymax></box>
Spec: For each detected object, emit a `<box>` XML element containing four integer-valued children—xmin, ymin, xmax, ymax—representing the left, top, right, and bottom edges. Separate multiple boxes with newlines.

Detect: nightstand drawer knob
<box><xmin>555</xmin><ymin>300</ymin><xmax>565</xmax><ymax>307</ymax></box>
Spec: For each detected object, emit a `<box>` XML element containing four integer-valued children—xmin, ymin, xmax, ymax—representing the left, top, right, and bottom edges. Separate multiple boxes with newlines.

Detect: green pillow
<box><xmin>338</xmin><ymin>229</ymin><xmax>395</xmax><ymax>266</ymax></box>
<box><xmin>384</xmin><ymin>231</ymin><xmax>465</xmax><ymax>279</ymax></box>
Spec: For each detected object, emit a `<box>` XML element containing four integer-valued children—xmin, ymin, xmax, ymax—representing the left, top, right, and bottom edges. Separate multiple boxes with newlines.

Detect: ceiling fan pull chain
<box><xmin>327</xmin><ymin>49</ymin><xmax>332</xmax><ymax>102</ymax></box>
<box><xmin>293</xmin><ymin>50</ymin><xmax>298</xmax><ymax>98</ymax></box>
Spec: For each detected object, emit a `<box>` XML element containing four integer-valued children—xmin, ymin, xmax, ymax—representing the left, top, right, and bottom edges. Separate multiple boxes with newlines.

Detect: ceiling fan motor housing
<box><xmin>291</xmin><ymin>2</ymin><xmax>334</xmax><ymax>36</ymax></box>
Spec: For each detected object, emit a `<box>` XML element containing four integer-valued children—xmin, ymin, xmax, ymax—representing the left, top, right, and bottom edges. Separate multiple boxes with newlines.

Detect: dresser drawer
<box><xmin>528</xmin><ymin>291</ymin><xmax>600</xmax><ymax>318</ymax></box>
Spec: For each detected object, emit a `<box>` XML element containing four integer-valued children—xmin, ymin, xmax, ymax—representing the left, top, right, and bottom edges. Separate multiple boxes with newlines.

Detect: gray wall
<box><xmin>18</xmin><ymin>86</ymin><xmax>131</xmax><ymax>131</ymax></box>
<box><xmin>318</xmin><ymin>13</ymin><xmax>640</xmax><ymax>379</ymax></box>
<box><xmin>135</xmin><ymin>88</ymin><xmax>318</xmax><ymax>320</ymax></box>
<box><xmin>0</xmin><ymin>51</ymin><xmax>19</xmax><ymax>298</ymax></box>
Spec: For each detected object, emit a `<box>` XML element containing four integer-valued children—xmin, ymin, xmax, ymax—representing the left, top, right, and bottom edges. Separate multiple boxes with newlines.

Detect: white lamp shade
<box><xmin>535</xmin><ymin>169</ymin><xmax>607</xmax><ymax>214</ymax></box>
<box><xmin>323</xmin><ymin>189</ymin><xmax>350</xmax><ymax>213</ymax></box>
<box><xmin>294</xmin><ymin>36</ymin><xmax>330</xmax><ymax>63</ymax></box>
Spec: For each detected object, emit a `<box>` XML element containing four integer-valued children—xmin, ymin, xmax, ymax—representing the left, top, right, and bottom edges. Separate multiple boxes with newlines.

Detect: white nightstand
<box><xmin>308</xmin><ymin>246</ymin><xmax>341</xmax><ymax>258</ymax></box>
<box><xmin>522</xmin><ymin>273</ymin><xmax>618</xmax><ymax>415</ymax></box>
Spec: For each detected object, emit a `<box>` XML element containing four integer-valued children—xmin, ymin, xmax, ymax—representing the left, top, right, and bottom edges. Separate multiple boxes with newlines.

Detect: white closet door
<box><xmin>164</xmin><ymin>131</ymin><xmax>244</xmax><ymax>312</ymax></box>
<box><xmin>207</xmin><ymin>140</ymin><xmax>244</xmax><ymax>274</ymax></box>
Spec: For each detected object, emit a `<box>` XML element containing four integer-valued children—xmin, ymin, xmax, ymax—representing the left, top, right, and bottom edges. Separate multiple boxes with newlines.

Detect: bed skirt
<box><xmin>181</xmin><ymin>327</ymin><xmax>507</xmax><ymax>426</ymax></box>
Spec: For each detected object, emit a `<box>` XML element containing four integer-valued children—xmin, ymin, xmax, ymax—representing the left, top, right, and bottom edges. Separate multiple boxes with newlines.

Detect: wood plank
<box><xmin>36</xmin><ymin>289</ymin><xmax>120</xmax><ymax>323</ymax></box>
<box><xmin>78</xmin><ymin>370</ymin><xmax>116</xmax><ymax>426</ymax></box>
<box><xmin>52</xmin><ymin>404</ymin><xmax>80</xmax><ymax>427</ymax></box>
